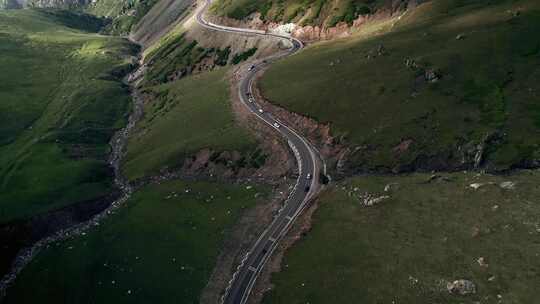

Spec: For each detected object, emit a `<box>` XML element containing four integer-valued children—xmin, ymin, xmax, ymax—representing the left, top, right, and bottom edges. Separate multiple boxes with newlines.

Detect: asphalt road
<box><xmin>196</xmin><ymin>3</ymin><xmax>320</xmax><ymax>303</ymax></box>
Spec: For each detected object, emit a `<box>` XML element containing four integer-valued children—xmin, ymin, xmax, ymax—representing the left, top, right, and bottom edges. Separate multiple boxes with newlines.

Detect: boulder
<box><xmin>477</xmin><ymin>256</ymin><xmax>488</xmax><ymax>268</ymax></box>
<box><xmin>362</xmin><ymin>195</ymin><xmax>390</xmax><ymax>206</ymax></box>
<box><xmin>469</xmin><ymin>183</ymin><xmax>484</xmax><ymax>190</ymax></box>
<box><xmin>384</xmin><ymin>183</ymin><xmax>399</xmax><ymax>192</ymax></box>
<box><xmin>447</xmin><ymin>279</ymin><xmax>476</xmax><ymax>295</ymax></box>
<box><xmin>499</xmin><ymin>181</ymin><xmax>515</xmax><ymax>190</ymax></box>
<box><xmin>424</xmin><ymin>69</ymin><xmax>440</xmax><ymax>82</ymax></box>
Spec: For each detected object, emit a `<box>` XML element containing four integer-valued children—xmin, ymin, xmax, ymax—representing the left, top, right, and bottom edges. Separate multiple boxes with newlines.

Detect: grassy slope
<box><xmin>210</xmin><ymin>0</ymin><xmax>385</xmax><ymax>27</ymax></box>
<box><xmin>123</xmin><ymin>68</ymin><xmax>258</xmax><ymax>180</ymax></box>
<box><xmin>0</xmin><ymin>9</ymin><xmax>137</xmax><ymax>222</ymax></box>
<box><xmin>264</xmin><ymin>171</ymin><xmax>540</xmax><ymax>303</ymax></box>
<box><xmin>87</xmin><ymin>0</ymin><xmax>160</xmax><ymax>35</ymax></box>
<box><xmin>5</xmin><ymin>179</ymin><xmax>267</xmax><ymax>304</ymax></box>
<box><xmin>260</xmin><ymin>0</ymin><xmax>540</xmax><ymax>172</ymax></box>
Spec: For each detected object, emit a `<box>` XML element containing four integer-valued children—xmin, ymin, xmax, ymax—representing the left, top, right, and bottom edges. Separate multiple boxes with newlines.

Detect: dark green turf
<box><xmin>5</xmin><ymin>179</ymin><xmax>267</xmax><ymax>304</ymax></box>
<box><xmin>264</xmin><ymin>170</ymin><xmax>540</xmax><ymax>303</ymax></box>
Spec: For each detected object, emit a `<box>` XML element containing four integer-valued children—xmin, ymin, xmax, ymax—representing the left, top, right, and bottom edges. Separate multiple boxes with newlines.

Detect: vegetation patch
<box><xmin>142</xmin><ymin>34</ymin><xmax>234</xmax><ymax>85</ymax></box>
<box><xmin>327</xmin><ymin>0</ymin><xmax>372</xmax><ymax>27</ymax></box>
<box><xmin>232</xmin><ymin>47</ymin><xmax>257</xmax><ymax>65</ymax></box>
<box><xmin>4</xmin><ymin>179</ymin><xmax>267</xmax><ymax>304</ymax></box>
<box><xmin>264</xmin><ymin>170</ymin><xmax>540</xmax><ymax>303</ymax></box>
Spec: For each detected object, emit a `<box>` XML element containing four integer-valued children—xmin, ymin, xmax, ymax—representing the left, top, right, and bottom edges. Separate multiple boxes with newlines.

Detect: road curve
<box><xmin>196</xmin><ymin>2</ymin><xmax>320</xmax><ymax>304</ymax></box>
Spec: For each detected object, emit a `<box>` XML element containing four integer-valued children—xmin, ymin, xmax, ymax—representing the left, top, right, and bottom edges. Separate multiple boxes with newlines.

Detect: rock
<box><xmin>362</xmin><ymin>195</ymin><xmax>390</xmax><ymax>207</ymax></box>
<box><xmin>474</xmin><ymin>145</ymin><xmax>484</xmax><ymax>167</ymax></box>
<box><xmin>477</xmin><ymin>256</ymin><xmax>488</xmax><ymax>268</ymax></box>
<box><xmin>271</xmin><ymin>23</ymin><xmax>296</xmax><ymax>35</ymax></box>
<box><xmin>447</xmin><ymin>279</ymin><xmax>476</xmax><ymax>295</ymax></box>
<box><xmin>404</xmin><ymin>58</ymin><xmax>418</xmax><ymax>69</ymax></box>
<box><xmin>408</xmin><ymin>275</ymin><xmax>419</xmax><ymax>284</ymax></box>
<box><xmin>393</xmin><ymin>139</ymin><xmax>413</xmax><ymax>153</ymax></box>
<box><xmin>384</xmin><ymin>183</ymin><xmax>399</xmax><ymax>192</ymax></box>
<box><xmin>424</xmin><ymin>69</ymin><xmax>441</xmax><ymax>82</ymax></box>
<box><xmin>377</xmin><ymin>44</ymin><xmax>386</xmax><ymax>55</ymax></box>
<box><xmin>471</xmin><ymin>226</ymin><xmax>480</xmax><ymax>237</ymax></box>
<box><xmin>469</xmin><ymin>183</ymin><xmax>484</xmax><ymax>190</ymax></box>
<box><xmin>499</xmin><ymin>181</ymin><xmax>515</xmax><ymax>190</ymax></box>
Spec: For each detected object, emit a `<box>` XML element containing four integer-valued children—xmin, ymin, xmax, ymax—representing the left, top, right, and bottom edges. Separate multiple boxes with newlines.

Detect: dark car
<box><xmin>304</xmin><ymin>186</ymin><xmax>310</xmax><ymax>192</ymax></box>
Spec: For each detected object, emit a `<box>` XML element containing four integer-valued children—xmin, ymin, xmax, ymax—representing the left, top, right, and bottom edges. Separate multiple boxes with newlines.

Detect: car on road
<box><xmin>306</xmin><ymin>173</ymin><xmax>312</xmax><ymax>180</ymax></box>
<box><xmin>258</xmin><ymin>109</ymin><xmax>264</xmax><ymax>114</ymax></box>
<box><xmin>248</xmin><ymin>65</ymin><xmax>255</xmax><ymax>71</ymax></box>
<box><xmin>273</xmin><ymin>122</ymin><xmax>280</xmax><ymax>128</ymax></box>
<box><xmin>248</xmin><ymin>97</ymin><xmax>254</xmax><ymax>103</ymax></box>
<box><xmin>304</xmin><ymin>185</ymin><xmax>310</xmax><ymax>192</ymax></box>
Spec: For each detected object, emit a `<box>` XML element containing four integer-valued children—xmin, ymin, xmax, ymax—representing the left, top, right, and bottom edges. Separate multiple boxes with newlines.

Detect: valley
<box><xmin>1</xmin><ymin>0</ymin><xmax>539</xmax><ymax>303</ymax></box>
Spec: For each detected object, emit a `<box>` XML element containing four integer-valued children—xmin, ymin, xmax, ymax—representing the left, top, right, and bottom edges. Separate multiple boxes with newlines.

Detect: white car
<box><xmin>258</xmin><ymin>109</ymin><xmax>264</xmax><ymax>114</ymax></box>
<box><xmin>306</xmin><ymin>173</ymin><xmax>312</xmax><ymax>180</ymax></box>
<box><xmin>273</xmin><ymin>123</ymin><xmax>280</xmax><ymax>128</ymax></box>
<box><xmin>248</xmin><ymin>97</ymin><xmax>254</xmax><ymax>103</ymax></box>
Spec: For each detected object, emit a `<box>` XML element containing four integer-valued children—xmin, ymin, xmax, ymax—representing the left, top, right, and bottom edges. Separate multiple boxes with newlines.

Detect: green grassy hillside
<box><xmin>5</xmin><ymin>179</ymin><xmax>267</xmax><ymax>304</ymax></box>
<box><xmin>210</xmin><ymin>0</ymin><xmax>389</xmax><ymax>27</ymax></box>
<box><xmin>123</xmin><ymin>68</ymin><xmax>259</xmax><ymax>180</ymax></box>
<box><xmin>264</xmin><ymin>171</ymin><xmax>540</xmax><ymax>303</ymax></box>
<box><xmin>260</xmin><ymin>0</ymin><xmax>540</xmax><ymax>173</ymax></box>
<box><xmin>0</xmin><ymin>9</ymin><xmax>137</xmax><ymax>222</ymax></box>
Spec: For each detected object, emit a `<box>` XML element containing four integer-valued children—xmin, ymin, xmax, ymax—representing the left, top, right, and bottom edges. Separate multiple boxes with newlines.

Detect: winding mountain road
<box><xmin>197</xmin><ymin>2</ymin><xmax>321</xmax><ymax>304</ymax></box>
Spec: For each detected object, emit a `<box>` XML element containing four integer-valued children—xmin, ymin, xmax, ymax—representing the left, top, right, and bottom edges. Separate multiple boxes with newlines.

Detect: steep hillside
<box><xmin>87</xmin><ymin>0</ymin><xmax>161</xmax><ymax>35</ymax></box>
<box><xmin>129</xmin><ymin>0</ymin><xmax>194</xmax><ymax>48</ymax></box>
<box><xmin>0</xmin><ymin>9</ymin><xmax>137</xmax><ymax>222</ymax></box>
<box><xmin>260</xmin><ymin>0</ymin><xmax>540</xmax><ymax>175</ymax></box>
<box><xmin>0</xmin><ymin>9</ymin><xmax>137</xmax><ymax>278</ymax></box>
<box><xmin>210</xmin><ymin>0</ymin><xmax>421</xmax><ymax>27</ymax></box>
